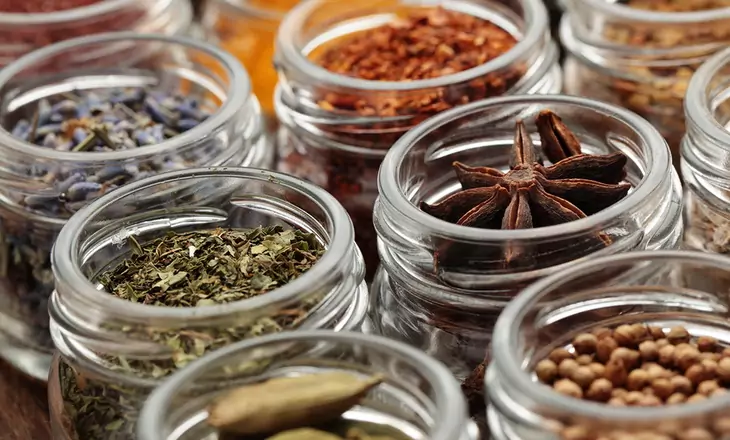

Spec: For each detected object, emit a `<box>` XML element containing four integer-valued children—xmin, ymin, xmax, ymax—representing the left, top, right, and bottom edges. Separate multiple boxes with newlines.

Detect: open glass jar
<box><xmin>683</xmin><ymin>46</ymin><xmax>730</xmax><ymax>256</ymax></box>
<box><xmin>274</xmin><ymin>0</ymin><xmax>562</xmax><ymax>280</ymax></box>
<box><xmin>201</xmin><ymin>0</ymin><xmax>300</xmax><ymax>118</ymax></box>
<box><xmin>370</xmin><ymin>94</ymin><xmax>683</xmax><ymax>420</ymax></box>
<box><xmin>135</xmin><ymin>330</ymin><xmax>477</xmax><ymax>440</ymax></box>
<box><xmin>0</xmin><ymin>32</ymin><xmax>269</xmax><ymax>381</ymax></box>
<box><xmin>560</xmin><ymin>0</ymin><xmax>730</xmax><ymax>170</ymax></box>
<box><xmin>0</xmin><ymin>0</ymin><xmax>192</xmax><ymax>67</ymax></box>
<box><xmin>487</xmin><ymin>250</ymin><xmax>730</xmax><ymax>440</ymax></box>
<box><xmin>47</xmin><ymin>167</ymin><xmax>368</xmax><ymax>440</ymax></box>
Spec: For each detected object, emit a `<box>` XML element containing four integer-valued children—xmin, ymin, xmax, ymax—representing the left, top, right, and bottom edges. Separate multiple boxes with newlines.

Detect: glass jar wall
<box><xmin>682</xmin><ymin>46</ymin><xmax>730</xmax><ymax>257</ymax></box>
<box><xmin>202</xmin><ymin>0</ymin><xmax>300</xmax><ymax>119</ymax></box>
<box><xmin>560</xmin><ymin>0</ymin><xmax>730</xmax><ymax>171</ymax></box>
<box><xmin>135</xmin><ymin>330</ymin><xmax>477</xmax><ymax>440</ymax></box>
<box><xmin>47</xmin><ymin>167</ymin><xmax>368</xmax><ymax>440</ymax></box>
<box><xmin>274</xmin><ymin>0</ymin><xmax>562</xmax><ymax>280</ymax></box>
<box><xmin>0</xmin><ymin>0</ymin><xmax>192</xmax><ymax>67</ymax></box>
<box><xmin>370</xmin><ymin>94</ymin><xmax>682</xmax><ymax>430</ymax></box>
<box><xmin>0</xmin><ymin>32</ymin><xmax>269</xmax><ymax>381</ymax></box>
<box><xmin>488</xmin><ymin>250</ymin><xmax>730</xmax><ymax>440</ymax></box>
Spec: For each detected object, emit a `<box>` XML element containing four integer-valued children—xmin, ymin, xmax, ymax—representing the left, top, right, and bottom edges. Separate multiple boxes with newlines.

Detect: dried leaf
<box><xmin>207</xmin><ymin>372</ymin><xmax>383</xmax><ymax>436</ymax></box>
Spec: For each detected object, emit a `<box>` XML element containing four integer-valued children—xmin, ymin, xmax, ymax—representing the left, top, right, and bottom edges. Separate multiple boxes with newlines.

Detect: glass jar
<box><xmin>682</xmin><ymin>46</ymin><xmax>730</xmax><ymax>256</ymax></box>
<box><xmin>0</xmin><ymin>0</ymin><xmax>192</xmax><ymax>68</ymax></box>
<box><xmin>134</xmin><ymin>330</ymin><xmax>478</xmax><ymax>440</ymax></box>
<box><xmin>370</xmin><ymin>94</ymin><xmax>682</xmax><ymax>418</ymax></box>
<box><xmin>202</xmin><ymin>0</ymin><xmax>300</xmax><ymax>119</ymax></box>
<box><xmin>0</xmin><ymin>32</ymin><xmax>269</xmax><ymax>381</ymax></box>
<box><xmin>487</xmin><ymin>250</ymin><xmax>730</xmax><ymax>440</ymax></box>
<box><xmin>560</xmin><ymin>0</ymin><xmax>730</xmax><ymax>171</ymax></box>
<box><xmin>274</xmin><ymin>0</ymin><xmax>562</xmax><ymax>280</ymax></box>
<box><xmin>47</xmin><ymin>167</ymin><xmax>369</xmax><ymax>440</ymax></box>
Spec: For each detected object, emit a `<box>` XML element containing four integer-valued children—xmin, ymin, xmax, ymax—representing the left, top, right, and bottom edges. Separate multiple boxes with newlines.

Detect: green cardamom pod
<box><xmin>207</xmin><ymin>372</ymin><xmax>383</xmax><ymax>435</ymax></box>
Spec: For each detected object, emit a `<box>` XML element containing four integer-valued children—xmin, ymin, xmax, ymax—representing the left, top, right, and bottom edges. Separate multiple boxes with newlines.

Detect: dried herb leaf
<box><xmin>207</xmin><ymin>372</ymin><xmax>384</xmax><ymax>436</ymax></box>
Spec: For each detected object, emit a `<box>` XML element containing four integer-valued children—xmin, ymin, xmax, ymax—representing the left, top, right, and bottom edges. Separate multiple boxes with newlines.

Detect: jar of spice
<box><xmin>134</xmin><ymin>330</ymin><xmax>478</xmax><ymax>440</ymax></box>
<box><xmin>274</xmin><ymin>0</ymin><xmax>562</xmax><ymax>280</ymax></box>
<box><xmin>201</xmin><ymin>0</ymin><xmax>300</xmax><ymax>119</ymax></box>
<box><xmin>0</xmin><ymin>32</ymin><xmax>269</xmax><ymax>381</ymax></box>
<box><xmin>47</xmin><ymin>167</ymin><xmax>368</xmax><ymax>440</ymax></box>
<box><xmin>682</xmin><ymin>46</ymin><xmax>730</xmax><ymax>256</ymax></box>
<box><xmin>560</xmin><ymin>0</ymin><xmax>730</xmax><ymax>171</ymax></box>
<box><xmin>370</xmin><ymin>94</ymin><xmax>682</xmax><ymax>432</ymax></box>
<box><xmin>0</xmin><ymin>0</ymin><xmax>192</xmax><ymax>67</ymax></box>
<box><xmin>487</xmin><ymin>250</ymin><xmax>730</xmax><ymax>440</ymax></box>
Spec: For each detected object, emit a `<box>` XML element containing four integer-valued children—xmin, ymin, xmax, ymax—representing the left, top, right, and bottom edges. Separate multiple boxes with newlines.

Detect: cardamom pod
<box><xmin>207</xmin><ymin>372</ymin><xmax>383</xmax><ymax>435</ymax></box>
<box><xmin>267</xmin><ymin>428</ymin><xmax>344</xmax><ymax>440</ymax></box>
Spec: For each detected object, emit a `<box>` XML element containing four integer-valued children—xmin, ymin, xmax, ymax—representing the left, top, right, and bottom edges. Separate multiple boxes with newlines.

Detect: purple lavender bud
<box><xmin>62</xmin><ymin>181</ymin><xmax>102</xmax><ymax>202</ymax></box>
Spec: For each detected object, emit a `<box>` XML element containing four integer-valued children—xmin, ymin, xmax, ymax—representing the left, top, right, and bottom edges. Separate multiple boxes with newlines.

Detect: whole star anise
<box><xmin>421</xmin><ymin>110</ymin><xmax>631</xmax><ymax>269</ymax></box>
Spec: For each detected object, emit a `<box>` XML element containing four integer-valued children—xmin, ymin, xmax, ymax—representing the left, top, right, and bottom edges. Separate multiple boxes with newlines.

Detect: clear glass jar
<box><xmin>0</xmin><ymin>0</ymin><xmax>192</xmax><ymax>67</ymax></box>
<box><xmin>682</xmin><ymin>46</ymin><xmax>730</xmax><ymax>256</ymax></box>
<box><xmin>274</xmin><ymin>0</ymin><xmax>562</xmax><ymax>280</ymax></box>
<box><xmin>0</xmin><ymin>32</ymin><xmax>270</xmax><ymax>381</ymax></box>
<box><xmin>134</xmin><ymin>330</ymin><xmax>478</xmax><ymax>440</ymax></box>
<box><xmin>487</xmin><ymin>250</ymin><xmax>730</xmax><ymax>440</ymax></box>
<box><xmin>47</xmin><ymin>167</ymin><xmax>369</xmax><ymax>440</ymax></box>
<box><xmin>560</xmin><ymin>0</ymin><xmax>730</xmax><ymax>171</ymax></box>
<box><xmin>202</xmin><ymin>0</ymin><xmax>300</xmax><ymax>118</ymax></box>
<box><xmin>370</xmin><ymin>94</ymin><xmax>682</xmax><ymax>410</ymax></box>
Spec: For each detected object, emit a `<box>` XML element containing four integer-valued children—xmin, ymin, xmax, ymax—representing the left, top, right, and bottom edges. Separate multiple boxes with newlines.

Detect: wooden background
<box><xmin>0</xmin><ymin>361</ymin><xmax>51</xmax><ymax>440</ymax></box>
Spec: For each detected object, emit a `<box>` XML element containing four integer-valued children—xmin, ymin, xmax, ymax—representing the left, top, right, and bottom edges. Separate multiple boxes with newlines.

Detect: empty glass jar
<box><xmin>136</xmin><ymin>330</ymin><xmax>478</xmax><ymax>440</ymax></box>
<box><xmin>488</xmin><ymin>250</ymin><xmax>730</xmax><ymax>440</ymax></box>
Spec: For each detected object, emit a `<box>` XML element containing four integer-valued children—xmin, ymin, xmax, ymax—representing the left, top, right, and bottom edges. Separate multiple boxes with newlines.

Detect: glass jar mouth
<box><xmin>0</xmin><ymin>31</ymin><xmax>251</xmax><ymax>163</ymax></box>
<box><xmin>490</xmin><ymin>250</ymin><xmax>730</xmax><ymax>422</ymax></box>
<box><xmin>275</xmin><ymin>0</ymin><xmax>549</xmax><ymax>92</ymax></box>
<box><xmin>684</xmin><ymin>46</ymin><xmax>730</xmax><ymax>152</ymax></box>
<box><xmin>0</xmin><ymin>0</ymin><xmax>150</xmax><ymax>24</ymax></box>
<box><xmin>51</xmin><ymin>167</ymin><xmax>355</xmax><ymax>321</ymax></box>
<box><xmin>377</xmin><ymin>94</ymin><xmax>670</xmax><ymax>243</ymax></box>
<box><xmin>136</xmin><ymin>330</ymin><xmax>467</xmax><ymax>440</ymax></box>
<box><xmin>215</xmin><ymin>0</ymin><xmax>289</xmax><ymax>20</ymax></box>
<box><xmin>575</xmin><ymin>0</ymin><xmax>730</xmax><ymax>22</ymax></box>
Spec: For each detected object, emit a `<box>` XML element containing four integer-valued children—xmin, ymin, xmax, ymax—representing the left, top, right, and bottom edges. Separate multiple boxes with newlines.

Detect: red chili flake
<box><xmin>278</xmin><ymin>7</ymin><xmax>525</xmax><ymax>280</ymax></box>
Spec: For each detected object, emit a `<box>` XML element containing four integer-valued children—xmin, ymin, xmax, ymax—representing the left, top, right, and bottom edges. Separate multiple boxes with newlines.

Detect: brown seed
<box><xmin>670</xmin><ymin>375</ymin><xmax>693</xmax><ymax>395</ymax></box>
<box><xmin>561</xmin><ymin>425</ymin><xmax>592</xmax><ymax>440</ymax></box>
<box><xmin>586</xmin><ymin>378</ymin><xmax>613</xmax><ymax>402</ymax></box>
<box><xmin>638</xmin><ymin>394</ymin><xmax>662</xmax><ymax>406</ymax></box>
<box><xmin>674</xmin><ymin>345</ymin><xmax>700</xmax><ymax>371</ymax></box>
<box><xmin>549</xmin><ymin>347</ymin><xmax>574</xmax><ymax>365</ymax></box>
<box><xmin>596</xmin><ymin>337</ymin><xmax>619</xmax><ymax>363</ymax></box>
<box><xmin>696</xmin><ymin>379</ymin><xmax>719</xmax><ymax>396</ymax></box>
<box><xmin>699</xmin><ymin>352</ymin><xmax>720</xmax><ymax>362</ymax></box>
<box><xmin>667</xmin><ymin>326</ymin><xmax>690</xmax><ymax>344</ymax></box>
<box><xmin>613</xmin><ymin>324</ymin><xmax>636</xmax><ymax>347</ymax></box>
<box><xmin>645</xmin><ymin>364</ymin><xmax>671</xmax><ymax>381</ymax></box>
<box><xmin>624</xmin><ymin>390</ymin><xmax>645</xmax><ymax>405</ymax></box>
<box><xmin>651</xmin><ymin>378</ymin><xmax>675</xmax><ymax>400</ymax></box>
<box><xmin>535</xmin><ymin>359</ymin><xmax>558</xmax><ymax>383</ymax></box>
<box><xmin>655</xmin><ymin>338</ymin><xmax>670</xmax><ymax>348</ymax></box>
<box><xmin>559</xmin><ymin>359</ymin><xmax>580</xmax><ymax>379</ymax></box>
<box><xmin>712</xmin><ymin>416</ymin><xmax>730</xmax><ymax>434</ymax></box>
<box><xmin>712</xmin><ymin>387</ymin><xmax>727</xmax><ymax>397</ymax></box>
<box><xmin>571</xmin><ymin>366</ymin><xmax>596</xmax><ymax>389</ymax></box>
<box><xmin>722</xmin><ymin>347</ymin><xmax>730</xmax><ymax>358</ymax></box>
<box><xmin>626</xmin><ymin>369</ymin><xmax>650</xmax><ymax>391</ymax></box>
<box><xmin>717</xmin><ymin>357</ymin><xmax>730</xmax><ymax>382</ymax></box>
<box><xmin>685</xmin><ymin>364</ymin><xmax>711</xmax><ymax>386</ymax></box>
<box><xmin>576</xmin><ymin>354</ymin><xmax>593</xmax><ymax>366</ymax></box>
<box><xmin>605</xmin><ymin>358</ymin><xmax>628</xmax><ymax>387</ymax></box>
<box><xmin>630</xmin><ymin>323</ymin><xmax>649</xmax><ymax>342</ymax></box>
<box><xmin>610</xmin><ymin>347</ymin><xmax>640</xmax><ymax>369</ymax></box>
<box><xmin>648</xmin><ymin>326</ymin><xmax>665</xmax><ymax>340</ymax></box>
<box><xmin>700</xmin><ymin>358</ymin><xmax>717</xmax><ymax>376</ymax></box>
<box><xmin>554</xmin><ymin>379</ymin><xmax>583</xmax><ymax>399</ymax></box>
<box><xmin>573</xmin><ymin>333</ymin><xmax>598</xmax><ymax>355</ymax></box>
<box><xmin>588</xmin><ymin>362</ymin><xmax>606</xmax><ymax>378</ymax></box>
<box><xmin>592</xmin><ymin>327</ymin><xmax>613</xmax><ymax>340</ymax></box>
<box><xmin>638</xmin><ymin>340</ymin><xmax>659</xmax><ymax>362</ymax></box>
<box><xmin>687</xmin><ymin>393</ymin><xmax>707</xmax><ymax>404</ymax></box>
<box><xmin>678</xmin><ymin>427</ymin><xmax>713</xmax><ymax>440</ymax></box>
<box><xmin>607</xmin><ymin>396</ymin><xmax>626</xmax><ymax>406</ymax></box>
<box><xmin>657</xmin><ymin>344</ymin><xmax>675</xmax><ymax>367</ymax></box>
<box><xmin>666</xmin><ymin>392</ymin><xmax>687</xmax><ymax>404</ymax></box>
<box><xmin>611</xmin><ymin>388</ymin><xmax>628</xmax><ymax>399</ymax></box>
<box><xmin>696</xmin><ymin>336</ymin><xmax>717</xmax><ymax>353</ymax></box>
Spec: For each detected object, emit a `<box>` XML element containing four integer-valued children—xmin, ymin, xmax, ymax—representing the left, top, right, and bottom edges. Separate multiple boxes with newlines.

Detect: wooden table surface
<box><xmin>0</xmin><ymin>361</ymin><xmax>51</xmax><ymax>440</ymax></box>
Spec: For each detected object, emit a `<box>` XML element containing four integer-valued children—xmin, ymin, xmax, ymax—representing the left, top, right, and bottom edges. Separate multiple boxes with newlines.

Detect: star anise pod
<box><xmin>421</xmin><ymin>110</ymin><xmax>631</xmax><ymax>270</ymax></box>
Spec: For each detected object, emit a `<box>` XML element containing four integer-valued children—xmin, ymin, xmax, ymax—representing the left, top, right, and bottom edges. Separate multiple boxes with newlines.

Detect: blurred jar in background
<box><xmin>202</xmin><ymin>0</ymin><xmax>300</xmax><ymax>119</ymax></box>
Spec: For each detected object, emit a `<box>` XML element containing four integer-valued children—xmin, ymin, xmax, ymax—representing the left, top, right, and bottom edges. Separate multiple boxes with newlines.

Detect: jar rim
<box><xmin>275</xmin><ymin>0</ymin><xmax>549</xmax><ymax>92</ymax></box>
<box><xmin>684</xmin><ymin>45</ymin><xmax>730</xmax><ymax>150</ymax></box>
<box><xmin>136</xmin><ymin>330</ymin><xmax>467</xmax><ymax>440</ymax></box>
<box><xmin>51</xmin><ymin>167</ymin><xmax>356</xmax><ymax>321</ymax></box>
<box><xmin>572</xmin><ymin>0</ymin><xmax>730</xmax><ymax>22</ymax></box>
<box><xmin>490</xmin><ymin>250</ymin><xmax>730</xmax><ymax>422</ymax></box>
<box><xmin>0</xmin><ymin>0</ymin><xmax>155</xmax><ymax>24</ymax></box>
<box><xmin>212</xmin><ymin>0</ymin><xmax>289</xmax><ymax>20</ymax></box>
<box><xmin>0</xmin><ymin>31</ymin><xmax>252</xmax><ymax>162</ymax></box>
<box><xmin>377</xmin><ymin>94</ymin><xmax>671</xmax><ymax>242</ymax></box>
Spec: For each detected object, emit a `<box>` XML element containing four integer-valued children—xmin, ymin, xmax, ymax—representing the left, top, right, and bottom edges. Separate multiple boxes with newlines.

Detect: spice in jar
<box><xmin>208</xmin><ymin>372</ymin><xmax>406</xmax><ymax>440</ymax></box>
<box><xmin>0</xmin><ymin>0</ymin><xmax>100</xmax><ymax>12</ymax></box>
<box><xmin>61</xmin><ymin>226</ymin><xmax>326</xmax><ymax>440</ymax></box>
<box><xmin>1</xmin><ymin>86</ymin><xmax>214</xmax><ymax>349</ymax></box>
<box><xmin>535</xmin><ymin>324</ymin><xmax>730</xmax><ymax>439</ymax></box>
<box><xmin>279</xmin><ymin>6</ymin><xmax>523</xmax><ymax>279</ymax></box>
